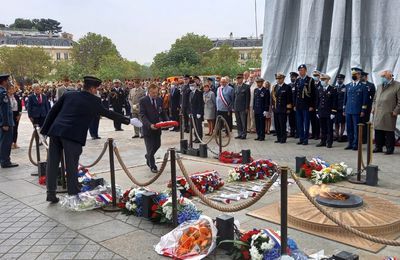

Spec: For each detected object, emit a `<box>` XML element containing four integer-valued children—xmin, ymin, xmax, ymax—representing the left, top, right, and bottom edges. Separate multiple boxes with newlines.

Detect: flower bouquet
<box><xmin>168</xmin><ymin>171</ymin><xmax>224</xmax><ymax>198</ymax></box>
<box><xmin>299</xmin><ymin>157</ymin><xmax>328</xmax><ymax>178</ymax></box>
<box><xmin>228</xmin><ymin>159</ymin><xmax>277</xmax><ymax>182</ymax></box>
<box><xmin>152</xmin><ymin>196</ymin><xmax>201</xmax><ymax>225</ymax></box>
<box><xmin>155</xmin><ymin>216</ymin><xmax>217</xmax><ymax>260</ymax></box>
<box><xmin>219</xmin><ymin>151</ymin><xmax>254</xmax><ymax>164</ymax></box>
<box><xmin>311</xmin><ymin>162</ymin><xmax>353</xmax><ymax>184</ymax></box>
<box><xmin>222</xmin><ymin>229</ymin><xmax>307</xmax><ymax>260</ymax></box>
<box><xmin>118</xmin><ymin>187</ymin><xmax>150</xmax><ymax>216</ymax></box>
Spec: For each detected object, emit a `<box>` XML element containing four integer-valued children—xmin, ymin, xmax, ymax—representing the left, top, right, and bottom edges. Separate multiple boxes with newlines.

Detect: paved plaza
<box><xmin>0</xmin><ymin>114</ymin><xmax>399</xmax><ymax>259</ymax></box>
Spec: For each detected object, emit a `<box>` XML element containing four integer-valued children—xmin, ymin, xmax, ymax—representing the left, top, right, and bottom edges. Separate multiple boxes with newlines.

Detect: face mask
<box><xmin>313</xmin><ymin>76</ymin><xmax>319</xmax><ymax>82</ymax></box>
<box><xmin>381</xmin><ymin>77</ymin><xmax>389</xmax><ymax>85</ymax></box>
<box><xmin>161</xmin><ymin>90</ymin><xmax>166</xmax><ymax>94</ymax></box>
<box><xmin>190</xmin><ymin>86</ymin><xmax>196</xmax><ymax>91</ymax></box>
<box><xmin>321</xmin><ymin>81</ymin><xmax>327</xmax><ymax>87</ymax></box>
<box><xmin>337</xmin><ymin>80</ymin><xmax>344</xmax><ymax>85</ymax></box>
<box><xmin>290</xmin><ymin>78</ymin><xmax>296</xmax><ymax>83</ymax></box>
<box><xmin>351</xmin><ymin>75</ymin><xmax>357</xmax><ymax>81</ymax></box>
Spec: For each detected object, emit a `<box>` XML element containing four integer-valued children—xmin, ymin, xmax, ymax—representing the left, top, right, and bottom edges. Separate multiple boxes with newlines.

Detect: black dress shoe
<box><xmin>280</xmin><ymin>141</ymin><xmax>286</xmax><ymax>144</ymax></box>
<box><xmin>258</xmin><ymin>139</ymin><xmax>265</xmax><ymax>141</ymax></box>
<box><xmin>140</xmin><ymin>136</ymin><xmax>144</xmax><ymax>139</ymax></box>
<box><xmin>385</xmin><ymin>150</ymin><xmax>394</xmax><ymax>155</ymax></box>
<box><xmin>240</xmin><ymin>136</ymin><xmax>247</xmax><ymax>140</ymax></box>
<box><xmin>150</xmin><ymin>167</ymin><xmax>158</xmax><ymax>173</ymax></box>
<box><xmin>46</xmin><ymin>194</ymin><xmax>59</xmax><ymax>204</ymax></box>
<box><xmin>1</xmin><ymin>163</ymin><xmax>18</xmax><ymax>168</ymax></box>
<box><xmin>302</xmin><ymin>142</ymin><xmax>308</xmax><ymax>145</ymax></box>
<box><xmin>344</xmin><ymin>146</ymin><xmax>352</xmax><ymax>150</ymax></box>
<box><xmin>274</xmin><ymin>140</ymin><xmax>281</xmax><ymax>143</ymax></box>
<box><xmin>372</xmin><ymin>148</ymin><xmax>383</xmax><ymax>153</ymax></box>
<box><xmin>115</xmin><ymin>129</ymin><xmax>124</xmax><ymax>131</ymax></box>
<box><xmin>254</xmin><ymin>138</ymin><xmax>260</xmax><ymax>141</ymax></box>
<box><xmin>193</xmin><ymin>139</ymin><xmax>201</xmax><ymax>144</ymax></box>
<box><xmin>132</xmin><ymin>135</ymin><xmax>139</xmax><ymax>139</ymax></box>
<box><xmin>316</xmin><ymin>143</ymin><xmax>326</xmax><ymax>147</ymax></box>
<box><xmin>327</xmin><ymin>144</ymin><xmax>332</xmax><ymax>148</ymax></box>
<box><xmin>314</xmin><ymin>136</ymin><xmax>319</xmax><ymax>140</ymax></box>
<box><xmin>234</xmin><ymin>136</ymin><xmax>241</xmax><ymax>139</ymax></box>
<box><xmin>352</xmin><ymin>147</ymin><xmax>358</xmax><ymax>151</ymax></box>
<box><xmin>296</xmin><ymin>141</ymin><xmax>303</xmax><ymax>145</ymax></box>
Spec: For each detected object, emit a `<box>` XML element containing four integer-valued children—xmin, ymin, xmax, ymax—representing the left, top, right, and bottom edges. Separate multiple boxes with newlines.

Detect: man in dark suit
<box><xmin>41</xmin><ymin>76</ymin><xmax>139</xmax><ymax>203</ymax></box>
<box><xmin>360</xmin><ymin>71</ymin><xmax>376</xmax><ymax>144</ymax></box>
<box><xmin>139</xmin><ymin>83</ymin><xmax>163</xmax><ymax>173</ymax></box>
<box><xmin>180</xmin><ymin>75</ymin><xmax>191</xmax><ymax>133</ymax></box>
<box><xmin>189</xmin><ymin>82</ymin><xmax>204</xmax><ymax>143</ymax></box>
<box><xmin>234</xmin><ymin>74</ymin><xmax>250</xmax><ymax>139</ymax></box>
<box><xmin>253</xmin><ymin>78</ymin><xmax>270</xmax><ymax>141</ymax></box>
<box><xmin>169</xmin><ymin>81</ymin><xmax>181</xmax><ymax>131</ymax></box>
<box><xmin>109</xmin><ymin>79</ymin><xmax>126</xmax><ymax>131</ymax></box>
<box><xmin>27</xmin><ymin>84</ymin><xmax>50</xmax><ymax>127</ymax></box>
<box><xmin>272</xmin><ymin>73</ymin><xmax>292</xmax><ymax>144</ymax></box>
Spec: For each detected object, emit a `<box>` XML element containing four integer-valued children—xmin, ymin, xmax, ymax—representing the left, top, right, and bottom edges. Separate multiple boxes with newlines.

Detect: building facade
<box><xmin>0</xmin><ymin>28</ymin><xmax>74</xmax><ymax>61</ymax></box>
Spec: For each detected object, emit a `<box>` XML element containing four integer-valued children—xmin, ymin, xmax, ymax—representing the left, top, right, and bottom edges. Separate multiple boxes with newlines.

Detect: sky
<box><xmin>3</xmin><ymin>0</ymin><xmax>265</xmax><ymax>65</ymax></box>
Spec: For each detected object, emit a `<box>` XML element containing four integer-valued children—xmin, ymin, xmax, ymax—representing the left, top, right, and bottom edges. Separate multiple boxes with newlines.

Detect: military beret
<box><xmin>312</xmin><ymin>70</ymin><xmax>321</xmax><ymax>76</ymax></box>
<box><xmin>112</xmin><ymin>79</ymin><xmax>121</xmax><ymax>84</ymax></box>
<box><xmin>361</xmin><ymin>71</ymin><xmax>369</xmax><ymax>76</ymax></box>
<box><xmin>275</xmin><ymin>72</ymin><xmax>286</xmax><ymax>79</ymax></box>
<box><xmin>320</xmin><ymin>73</ymin><xmax>331</xmax><ymax>80</ymax></box>
<box><xmin>0</xmin><ymin>73</ymin><xmax>10</xmax><ymax>82</ymax></box>
<box><xmin>84</xmin><ymin>76</ymin><xmax>102</xmax><ymax>87</ymax></box>
<box><xmin>255</xmin><ymin>77</ymin><xmax>265</xmax><ymax>83</ymax></box>
<box><xmin>351</xmin><ymin>67</ymin><xmax>363</xmax><ymax>73</ymax></box>
<box><xmin>336</xmin><ymin>74</ymin><xmax>345</xmax><ymax>79</ymax></box>
<box><xmin>289</xmin><ymin>72</ymin><xmax>299</xmax><ymax>77</ymax></box>
<box><xmin>236</xmin><ymin>73</ymin><xmax>244</xmax><ymax>79</ymax></box>
<box><xmin>298</xmin><ymin>64</ymin><xmax>307</xmax><ymax>70</ymax></box>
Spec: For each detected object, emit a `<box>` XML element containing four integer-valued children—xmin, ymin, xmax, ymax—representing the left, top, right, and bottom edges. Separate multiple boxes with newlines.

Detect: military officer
<box><xmin>128</xmin><ymin>80</ymin><xmax>146</xmax><ymax>138</ymax></box>
<box><xmin>0</xmin><ymin>74</ymin><xmax>18</xmax><ymax>168</ymax></box>
<box><xmin>253</xmin><ymin>78</ymin><xmax>270</xmax><ymax>141</ymax></box>
<box><xmin>233</xmin><ymin>73</ymin><xmax>250</xmax><ymax>139</ymax></box>
<box><xmin>334</xmin><ymin>74</ymin><xmax>346</xmax><ymax>142</ymax></box>
<box><xmin>310</xmin><ymin>70</ymin><xmax>321</xmax><ymax>140</ymax></box>
<box><xmin>360</xmin><ymin>71</ymin><xmax>376</xmax><ymax>143</ymax></box>
<box><xmin>293</xmin><ymin>64</ymin><xmax>316</xmax><ymax>145</ymax></box>
<box><xmin>288</xmin><ymin>72</ymin><xmax>298</xmax><ymax>138</ymax></box>
<box><xmin>272</xmin><ymin>73</ymin><xmax>292</xmax><ymax>143</ymax></box>
<box><xmin>343</xmin><ymin>68</ymin><xmax>368</xmax><ymax>150</ymax></box>
<box><xmin>316</xmin><ymin>74</ymin><xmax>337</xmax><ymax>148</ymax></box>
<box><xmin>181</xmin><ymin>75</ymin><xmax>191</xmax><ymax>133</ymax></box>
<box><xmin>109</xmin><ymin>79</ymin><xmax>126</xmax><ymax>131</ymax></box>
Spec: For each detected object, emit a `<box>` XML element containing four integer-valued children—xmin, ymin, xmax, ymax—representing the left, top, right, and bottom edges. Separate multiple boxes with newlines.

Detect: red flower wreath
<box><xmin>154</xmin><ymin>121</ymin><xmax>179</xmax><ymax>129</ymax></box>
<box><xmin>219</xmin><ymin>151</ymin><xmax>254</xmax><ymax>164</ymax></box>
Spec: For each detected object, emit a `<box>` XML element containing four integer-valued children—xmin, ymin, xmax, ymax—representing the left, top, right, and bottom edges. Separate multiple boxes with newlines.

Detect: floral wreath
<box><xmin>219</xmin><ymin>151</ymin><xmax>254</xmax><ymax>164</ymax></box>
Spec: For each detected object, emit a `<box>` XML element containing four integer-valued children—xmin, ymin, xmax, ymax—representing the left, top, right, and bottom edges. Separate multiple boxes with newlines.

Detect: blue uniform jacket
<box><xmin>0</xmin><ymin>86</ymin><xmax>13</xmax><ymax>127</ymax></box>
<box><xmin>293</xmin><ymin>76</ymin><xmax>316</xmax><ymax>110</ymax></box>
<box><xmin>343</xmin><ymin>82</ymin><xmax>368</xmax><ymax>115</ymax></box>
<box><xmin>253</xmin><ymin>87</ymin><xmax>270</xmax><ymax>114</ymax></box>
<box><xmin>316</xmin><ymin>85</ymin><xmax>338</xmax><ymax>118</ymax></box>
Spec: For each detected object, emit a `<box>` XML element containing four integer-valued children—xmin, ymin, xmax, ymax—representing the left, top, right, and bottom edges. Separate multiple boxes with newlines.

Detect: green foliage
<box><xmin>9</xmin><ymin>18</ymin><xmax>62</xmax><ymax>33</ymax></box>
<box><xmin>9</xmin><ymin>18</ymin><xmax>34</xmax><ymax>29</ymax></box>
<box><xmin>171</xmin><ymin>33</ymin><xmax>213</xmax><ymax>55</ymax></box>
<box><xmin>0</xmin><ymin>46</ymin><xmax>52</xmax><ymax>80</ymax></box>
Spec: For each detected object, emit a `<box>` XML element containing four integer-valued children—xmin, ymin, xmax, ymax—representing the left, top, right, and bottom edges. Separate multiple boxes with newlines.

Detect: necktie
<box><xmin>37</xmin><ymin>94</ymin><xmax>42</xmax><ymax>104</ymax></box>
<box><xmin>152</xmin><ymin>99</ymin><xmax>157</xmax><ymax>110</ymax></box>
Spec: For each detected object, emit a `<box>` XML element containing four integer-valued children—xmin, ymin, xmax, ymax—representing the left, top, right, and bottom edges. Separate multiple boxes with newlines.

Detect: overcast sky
<box><xmin>3</xmin><ymin>0</ymin><xmax>265</xmax><ymax>64</ymax></box>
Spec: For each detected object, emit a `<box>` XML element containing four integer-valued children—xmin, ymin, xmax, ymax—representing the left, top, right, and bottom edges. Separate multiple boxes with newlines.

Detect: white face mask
<box><xmin>190</xmin><ymin>86</ymin><xmax>196</xmax><ymax>91</ymax></box>
<box><xmin>320</xmin><ymin>81</ymin><xmax>327</xmax><ymax>87</ymax></box>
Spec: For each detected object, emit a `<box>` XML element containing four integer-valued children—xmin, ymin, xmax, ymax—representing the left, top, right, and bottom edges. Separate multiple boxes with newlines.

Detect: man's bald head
<box><xmin>380</xmin><ymin>70</ymin><xmax>393</xmax><ymax>80</ymax></box>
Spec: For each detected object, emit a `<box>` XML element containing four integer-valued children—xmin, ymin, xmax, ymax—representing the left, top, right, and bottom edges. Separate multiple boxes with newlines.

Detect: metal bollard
<box><xmin>280</xmin><ymin>166</ymin><xmax>288</xmax><ymax>256</ymax></box>
<box><xmin>179</xmin><ymin>113</ymin><xmax>184</xmax><ymax>140</ymax></box>
<box><xmin>142</xmin><ymin>191</ymin><xmax>157</xmax><ymax>219</ymax></box>
<box><xmin>295</xmin><ymin>156</ymin><xmax>306</xmax><ymax>173</ymax></box>
<box><xmin>216</xmin><ymin>215</ymin><xmax>234</xmax><ymax>251</ymax></box>
<box><xmin>189</xmin><ymin>117</ymin><xmax>193</xmax><ymax>149</ymax></box>
<box><xmin>366</xmin><ymin>165</ymin><xmax>379</xmax><ymax>186</ymax></box>
<box><xmin>103</xmin><ymin>138</ymin><xmax>121</xmax><ymax>212</ymax></box>
<box><xmin>199</xmin><ymin>144</ymin><xmax>208</xmax><ymax>158</ymax></box>
<box><xmin>349</xmin><ymin>124</ymin><xmax>366</xmax><ymax>184</ymax></box>
<box><xmin>241</xmin><ymin>149</ymin><xmax>251</xmax><ymax>164</ymax></box>
<box><xmin>180</xmin><ymin>139</ymin><xmax>188</xmax><ymax>154</ymax></box>
<box><xmin>170</xmin><ymin>148</ymin><xmax>178</xmax><ymax>227</ymax></box>
<box><xmin>366</xmin><ymin>122</ymin><xmax>372</xmax><ymax>165</ymax></box>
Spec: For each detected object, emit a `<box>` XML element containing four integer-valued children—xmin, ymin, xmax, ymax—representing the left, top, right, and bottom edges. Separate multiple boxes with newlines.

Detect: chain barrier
<box><xmin>28</xmin><ymin>131</ymin><xmax>39</xmax><ymax>166</ymax></box>
<box><xmin>176</xmin><ymin>154</ymin><xmax>279</xmax><ymax>212</ymax></box>
<box><xmin>289</xmin><ymin>168</ymin><xmax>400</xmax><ymax>246</ymax></box>
<box><xmin>113</xmin><ymin>145</ymin><xmax>169</xmax><ymax>187</ymax></box>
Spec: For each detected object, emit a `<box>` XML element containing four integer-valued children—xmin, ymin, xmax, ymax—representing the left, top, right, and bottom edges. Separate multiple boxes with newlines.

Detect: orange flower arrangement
<box><xmin>175</xmin><ymin>220</ymin><xmax>212</xmax><ymax>258</ymax></box>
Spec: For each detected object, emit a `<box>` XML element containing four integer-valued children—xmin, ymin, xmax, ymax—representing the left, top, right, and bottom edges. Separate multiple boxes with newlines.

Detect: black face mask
<box><xmin>290</xmin><ymin>78</ymin><xmax>296</xmax><ymax>83</ymax></box>
<box><xmin>337</xmin><ymin>80</ymin><xmax>344</xmax><ymax>85</ymax></box>
<box><xmin>351</xmin><ymin>75</ymin><xmax>357</xmax><ymax>81</ymax></box>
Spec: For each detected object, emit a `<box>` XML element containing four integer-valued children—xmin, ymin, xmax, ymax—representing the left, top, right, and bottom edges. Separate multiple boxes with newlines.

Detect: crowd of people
<box><xmin>1</xmin><ymin>65</ymin><xmax>400</xmax><ymax>169</ymax></box>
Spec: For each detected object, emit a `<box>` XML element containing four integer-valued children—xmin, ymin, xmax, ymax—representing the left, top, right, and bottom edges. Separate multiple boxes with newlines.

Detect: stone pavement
<box><xmin>0</xmin><ymin>114</ymin><xmax>399</xmax><ymax>259</ymax></box>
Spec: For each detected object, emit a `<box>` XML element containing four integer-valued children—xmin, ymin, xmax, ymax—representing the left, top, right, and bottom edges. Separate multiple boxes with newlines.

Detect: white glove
<box><xmin>130</xmin><ymin>118</ymin><xmax>143</xmax><ymax>127</ymax></box>
<box><xmin>263</xmin><ymin>111</ymin><xmax>268</xmax><ymax>117</ymax></box>
<box><xmin>196</xmin><ymin>114</ymin><xmax>201</xmax><ymax>119</ymax></box>
<box><xmin>316</xmin><ymin>114</ymin><xmax>319</xmax><ymax>119</ymax></box>
<box><xmin>330</xmin><ymin>114</ymin><xmax>335</xmax><ymax>120</ymax></box>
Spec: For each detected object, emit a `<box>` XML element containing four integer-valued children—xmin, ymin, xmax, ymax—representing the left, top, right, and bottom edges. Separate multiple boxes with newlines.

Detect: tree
<box><xmin>202</xmin><ymin>44</ymin><xmax>242</xmax><ymax>77</ymax></box>
<box><xmin>171</xmin><ymin>33</ymin><xmax>213</xmax><ymax>55</ymax></box>
<box><xmin>72</xmin><ymin>33</ymin><xmax>121</xmax><ymax>74</ymax></box>
<box><xmin>0</xmin><ymin>24</ymin><xmax>6</xmax><ymax>28</ymax></box>
<box><xmin>9</xmin><ymin>18</ymin><xmax>34</xmax><ymax>29</ymax></box>
<box><xmin>0</xmin><ymin>46</ymin><xmax>52</xmax><ymax>80</ymax></box>
<box><xmin>32</xmin><ymin>19</ymin><xmax>62</xmax><ymax>33</ymax></box>
<box><xmin>168</xmin><ymin>47</ymin><xmax>200</xmax><ymax>66</ymax></box>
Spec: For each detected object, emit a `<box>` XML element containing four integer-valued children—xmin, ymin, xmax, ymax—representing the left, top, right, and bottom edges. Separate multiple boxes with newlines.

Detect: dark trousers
<box><xmin>346</xmin><ymin>114</ymin><xmax>360</xmax><ymax>149</ymax></box>
<box><xmin>89</xmin><ymin>117</ymin><xmax>100</xmax><ymax>138</ymax></box>
<box><xmin>144</xmin><ymin>134</ymin><xmax>161</xmax><ymax>168</ymax></box>
<box><xmin>217</xmin><ymin>111</ymin><xmax>233</xmax><ymax>132</ymax></box>
<box><xmin>288</xmin><ymin>110</ymin><xmax>296</xmax><ymax>136</ymax></box>
<box><xmin>310</xmin><ymin>110</ymin><xmax>320</xmax><ymax>138</ymax></box>
<box><xmin>0</xmin><ymin>127</ymin><xmax>13</xmax><ymax>165</ymax></box>
<box><xmin>319</xmin><ymin>117</ymin><xmax>334</xmax><ymax>145</ymax></box>
<box><xmin>46</xmin><ymin>137</ymin><xmax>82</xmax><ymax>195</ymax></box>
<box><xmin>296</xmin><ymin>109</ymin><xmax>310</xmax><ymax>143</ymax></box>
<box><xmin>32</xmin><ymin>117</ymin><xmax>46</xmax><ymax>127</ymax></box>
<box><xmin>12</xmin><ymin>112</ymin><xmax>20</xmax><ymax>143</ymax></box>
<box><xmin>255</xmin><ymin>113</ymin><xmax>266</xmax><ymax>140</ymax></box>
<box><xmin>193</xmin><ymin>117</ymin><xmax>203</xmax><ymax>140</ymax></box>
<box><xmin>235</xmin><ymin>110</ymin><xmax>247</xmax><ymax>137</ymax></box>
<box><xmin>170</xmin><ymin>108</ymin><xmax>179</xmax><ymax>130</ymax></box>
<box><xmin>113</xmin><ymin>107</ymin><xmax>123</xmax><ymax>130</ymax></box>
<box><xmin>183</xmin><ymin>109</ymin><xmax>189</xmax><ymax>131</ymax></box>
<box><xmin>274</xmin><ymin>112</ymin><xmax>287</xmax><ymax>142</ymax></box>
<box><xmin>375</xmin><ymin>129</ymin><xmax>395</xmax><ymax>153</ymax></box>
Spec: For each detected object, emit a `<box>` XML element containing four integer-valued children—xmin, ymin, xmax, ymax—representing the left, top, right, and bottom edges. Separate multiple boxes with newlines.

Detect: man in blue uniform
<box><xmin>109</xmin><ymin>79</ymin><xmax>126</xmax><ymax>131</ymax></box>
<box><xmin>288</xmin><ymin>72</ymin><xmax>298</xmax><ymax>138</ymax></box>
<box><xmin>0</xmin><ymin>74</ymin><xmax>18</xmax><ymax>168</ymax></box>
<box><xmin>181</xmin><ymin>75</ymin><xmax>191</xmax><ymax>133</ymax></box>
<box><xmin>253</xmin><ymin>78</ymin><xmax>270</xmax><ymax>141</ymax></box>
<box><xmin>343</xmin><ymin>68</ymin><xmax>368</xmax><ymax>150</ymax></box>
<box><xmin>310</xmin><ymin>70</ymin><xmax>321</xmax><ymax>140</ymax></box>
<box><xmin>334</xmin><ymin>74</ymin><xmax>346</xmax><ymax>142</ymax></box>
<box><xmin>315</xmin><ymin>74</ymin><xmax>337</xmax><ymax>148</ymax></box>
<box><xmin>360</xmin><ymin>71</ymin><xmax>376</xmax><ymax>144</ymax></box>
<box><xmin>272</xmin><ymin>73</ymin><xmax>292</xmax><ymax>143</ymax></box>
<box><xmin>41</xmin><ymin>76</ymin><xmax>139</xmax><ymax>203</ymax></box>
<box><xmin>293</xmin><ymin>64</ymin><xmax>316</xmax><ymax>145</ymax></box>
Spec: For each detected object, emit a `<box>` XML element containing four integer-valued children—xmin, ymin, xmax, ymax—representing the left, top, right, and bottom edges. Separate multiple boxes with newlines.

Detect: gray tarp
<box><xmin>261</xmin><ymin>0</ymin><xmax>400</xmax><ymax>84</ymax></box>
